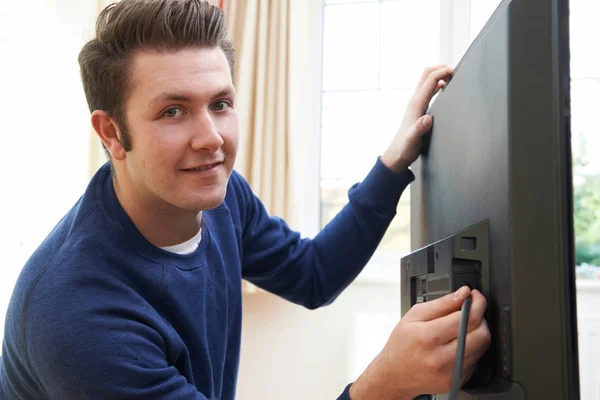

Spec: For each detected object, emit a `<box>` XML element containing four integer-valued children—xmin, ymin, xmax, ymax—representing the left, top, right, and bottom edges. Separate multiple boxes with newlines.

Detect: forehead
<box><xmin>128</xmin><ymin>47</ymin><xmax>233</xmax><ymax>102</ymax></box>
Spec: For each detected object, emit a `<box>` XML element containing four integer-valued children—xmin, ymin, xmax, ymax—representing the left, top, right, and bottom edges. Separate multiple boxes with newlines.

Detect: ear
<box><xmin>91</xmin><ymin>110</ymin><xmax>127</xmax><ymax>161</ymax></box>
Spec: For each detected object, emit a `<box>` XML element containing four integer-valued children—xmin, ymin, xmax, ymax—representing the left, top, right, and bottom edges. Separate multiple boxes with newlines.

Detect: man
<box><xmin>0</xmin><ymin>1</ymin><xmax>490</xmax><ymax>399</ymax></box>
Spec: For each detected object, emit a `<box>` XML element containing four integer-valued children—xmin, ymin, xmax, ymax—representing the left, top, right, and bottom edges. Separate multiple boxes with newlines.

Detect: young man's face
<box><xmin>120</xmin><ymin>47</ymin><xmax>238</xmax><ymax>214</ymax></box>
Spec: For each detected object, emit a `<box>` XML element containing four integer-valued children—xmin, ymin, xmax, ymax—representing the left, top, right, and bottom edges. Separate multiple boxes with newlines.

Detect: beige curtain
<box><xmin>89</xmin><ymin>0</ymin><xmax>310</xmax><ymax>226</ymax></box>
<box><xmin>222</xmin><ymin>0</ymin><xmax>322</xmax><ymax>293</ymax></box>
<box><xmin>222</xmin><ymin>0</ymin><xmax>293</xmax><ymax>221</ymax></box>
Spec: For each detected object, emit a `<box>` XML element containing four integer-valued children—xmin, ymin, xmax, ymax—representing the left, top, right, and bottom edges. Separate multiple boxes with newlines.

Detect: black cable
<box><xmin>448</xmin><ymin>295</ymin><xmax>473</xmax><ymax>400</ymax></box>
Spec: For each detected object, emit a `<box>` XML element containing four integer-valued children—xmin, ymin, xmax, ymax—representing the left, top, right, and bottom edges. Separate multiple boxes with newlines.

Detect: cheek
<box><xmin>128</xmin><ymin>131</ymin><xmax>185</xmax><ymax>190</ymax></box>
<box><xmin>145</xmin><ymin>124</ymin><xmax>190</xmax><ymax>160</ymax></box>
<box><xmin>220</xmin><ymin>113</ymin><xmax>239</xmax><ymax>154</ymax></box>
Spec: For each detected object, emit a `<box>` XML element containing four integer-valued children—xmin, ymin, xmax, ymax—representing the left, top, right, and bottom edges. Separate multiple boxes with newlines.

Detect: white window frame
<box><xmin>300</xmin><ymin>0</ymin><xmax>478</xmax><ymax>284</ymax></box>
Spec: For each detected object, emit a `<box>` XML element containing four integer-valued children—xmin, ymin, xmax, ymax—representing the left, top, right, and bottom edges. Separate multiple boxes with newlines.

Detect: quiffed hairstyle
<box><xmin>78</xmin><ymin>0</ymin><xmax>235</xmax><ymax>156</ymax></box>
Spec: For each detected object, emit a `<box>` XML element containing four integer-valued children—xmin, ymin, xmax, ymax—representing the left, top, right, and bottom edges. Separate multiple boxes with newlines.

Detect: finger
<box><xmin>406</xmin><ymin>114</ymin><xmax>433</xmax><ymax>141</ymax></box>
<box><xmin>439</xmin><ymin>289</ymin><xmax>489</xmax><ymax>337</ymax></box>
<box><xmin>468</xmin><ymin>290</ymin><xmax>488</xmax><ymax>329</ymax></box>
<box><xmin>405</xmin><ymin>285</ymin><xmax>471</xmax><ymax>322</ymax></box>
<box><xmin>428</xmin><ymin>80</ymin><xmax>447</xmax><ymax>101</ymax></box>
<box><xmin>423</xmin><ymin>298</ymin><xmax>484</xmax><ymax>345</ymax></box>
<box><xmin>463</xmin><ymin>349</ymin><xmax>487</xmax><ymax>373</ymax></box>
<box><xmin>465</xmin><ymin>319</ymin><xmax>491</xmax><ymax>358</ymax></box>
<box><xmin>422</xmin><ymin>309</ymin><xmax>462</xmax><ymax>345</ymax></box>
<box><xmin>412</xmin><ymin>66</ymin><xmax>453</xmax><ymax>109</ymax></box>
<box><xmin>463</xmin><ymin>326</ymin><xmax>490</xmax><ymax>366</ymax></box>
<box><xmin>418</xmin><ymin>69</ymin><xmax>452</xmax><ymax>104</ymax></box>
<box><xmin>416</xmin><ymin>64</ymin><xmax>452</xmax><ymax>89</ymax></box>
<box><xmin>462</xmin><ymin>364</ymin><xmax>476</xmax><ymax>386</ymax></box>
<box><xmin>442</xmin><ymin>319</ymin><xmax>491</xmax><ymax>363</ymax></box>
<box><xmin>415</xmin><ymin>288</ymin><xmax>488</xmax><ymax>343</ymax></box>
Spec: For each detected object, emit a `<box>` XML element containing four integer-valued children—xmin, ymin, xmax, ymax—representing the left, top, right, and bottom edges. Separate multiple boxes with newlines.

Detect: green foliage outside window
<box><xmin>573</xmin><ymin>138</ymin><xmax>600</xmax><ymax>266</ymax></box>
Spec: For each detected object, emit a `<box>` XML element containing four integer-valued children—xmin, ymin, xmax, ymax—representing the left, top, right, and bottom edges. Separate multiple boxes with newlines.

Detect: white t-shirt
<box><xmin>160</xmin><ymin>228</ymin><xmax>202</xmax><ymax>255</ymax></box>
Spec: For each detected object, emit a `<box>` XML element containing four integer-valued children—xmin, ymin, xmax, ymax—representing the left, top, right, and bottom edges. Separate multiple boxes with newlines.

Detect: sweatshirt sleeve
<box><xmin>337</xmin><ymin>383</ymin><xmax>353</xmax><ymax>399</ymax></box>
<box><xmin>239</xmin><ymin>157</ymin><xmax>414</xmax><ymax>309</ymax></box>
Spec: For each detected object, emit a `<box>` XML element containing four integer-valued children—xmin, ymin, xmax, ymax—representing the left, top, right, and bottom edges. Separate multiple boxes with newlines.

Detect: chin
<box><xmin>186</xmin><ymin>190</ymin><xmax>227</xmax><ymax>213</ymax></box>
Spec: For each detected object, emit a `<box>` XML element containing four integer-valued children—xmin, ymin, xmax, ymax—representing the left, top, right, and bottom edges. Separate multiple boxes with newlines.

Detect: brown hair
<box><xmin>78</xmin><ymin>0</ymin><xmax>235</xmax><ymax>157</ymax></box>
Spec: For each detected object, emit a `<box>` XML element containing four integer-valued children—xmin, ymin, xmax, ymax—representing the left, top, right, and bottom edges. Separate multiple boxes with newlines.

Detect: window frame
<box><xmin>306</xmin><ymin>0</ymin><xmax>475</xmax><ymax>283</ymax></box>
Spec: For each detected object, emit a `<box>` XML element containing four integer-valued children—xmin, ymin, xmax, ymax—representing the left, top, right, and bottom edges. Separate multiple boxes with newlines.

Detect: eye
<box><xmin>163</xmin><ymin>107</ymin><xmax>185</xmax><ymax>118</ymax></box>
<box><xmin>212</xmin><ymin>101</ymin><xmax>231</xmax><ymax>111</ymax></box>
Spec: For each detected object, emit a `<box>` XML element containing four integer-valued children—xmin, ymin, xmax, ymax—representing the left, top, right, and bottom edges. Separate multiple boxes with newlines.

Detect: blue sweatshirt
<box><xmin>1</xmin><ymin>158</ymin><xmax>413</xmax><ymax>399</ymax></box>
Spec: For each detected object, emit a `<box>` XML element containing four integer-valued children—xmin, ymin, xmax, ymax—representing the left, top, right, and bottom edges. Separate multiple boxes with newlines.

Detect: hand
<box><xmin>349</xmin><ymin>286</ymin><xmax>491</xmax><ymax>400</ymax></box>
<box><xmin>380</xmin><ymin>65</ymin><xmax>454</xmax><ymax>173</ymax></box>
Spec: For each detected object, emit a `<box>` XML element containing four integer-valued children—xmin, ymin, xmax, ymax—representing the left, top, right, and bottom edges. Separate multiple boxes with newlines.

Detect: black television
<box><xmin>400</xmin><ymin>0</ymin><xmax>579</xmax><ymax>398</ymax></box>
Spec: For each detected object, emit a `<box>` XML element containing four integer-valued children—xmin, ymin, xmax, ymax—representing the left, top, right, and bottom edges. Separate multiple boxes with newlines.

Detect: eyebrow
<box><xmin>149</xmin><ymin>87</ymin><xmax>235</xmax><ymax>106</ymax></box>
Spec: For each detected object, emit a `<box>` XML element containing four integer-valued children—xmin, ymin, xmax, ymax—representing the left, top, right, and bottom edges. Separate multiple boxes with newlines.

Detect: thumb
<box><xmin>408</xmin><ymin>285</ymin><xmax>471</xmax><ymax>322</ymax></box>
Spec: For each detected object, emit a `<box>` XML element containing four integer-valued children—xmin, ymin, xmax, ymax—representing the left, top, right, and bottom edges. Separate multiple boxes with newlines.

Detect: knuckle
<box><xmin>479</xmin><ymin>294</ymin><xmax>488</xmax><ymax>309</ymax></box>
<box><xmin>420</xmin><ymin>330</ymin><xmax>441</xmax><ymax>348</ymax></box>
<box><xmin>484</xmin><ymin>326</ymin><xmax>492</xmax><ymax>346</ymax></box>
<box><xmin>425</xmin><ymin>354</ymin><xmax>447</xmax><ymax>375</ymax></box>
<box><xmin>409</xmin><ymin>302</ymin><xmax>425</xmax><ymax>315</ymax></box>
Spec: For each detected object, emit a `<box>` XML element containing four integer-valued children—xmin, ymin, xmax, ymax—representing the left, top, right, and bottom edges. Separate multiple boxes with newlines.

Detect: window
<box><xmin>570</xmin><ymin>0</ymin><xmax>600</xmax><ymax>274</ymax></box>
<box><xmin>320</xmin><ymin>0</ymin><xmax>600</xmax><ymax>277</ymax></box>
<box><xmin>320</xmin><ymin>0</ymin><xmax>443</xmax><ymax>275</ymax></box>
<box><xmin>469</xmin><ymin>0</ymin><xmax>502</xmax><ymax>40</ymax></box>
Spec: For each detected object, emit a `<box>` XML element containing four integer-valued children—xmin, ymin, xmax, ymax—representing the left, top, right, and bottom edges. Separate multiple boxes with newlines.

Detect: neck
<box><xmin>112</xmin><ymin>176</ymin><xmax>201</xmax><ymax>248</ymax></box>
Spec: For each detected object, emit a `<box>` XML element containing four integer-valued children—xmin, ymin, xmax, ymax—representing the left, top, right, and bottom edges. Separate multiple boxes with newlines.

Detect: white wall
<box><xmin>0</xmin><ymin>0</ymin><xmax>98</xmax><ymax>347</ymax></box>
<box><xmin>238</xmin><ymin>279</ymin><xmax>400</xmax><ymax>400</ymax></box>
<box><xmin>0</xmin><ymin>0</ymin><xmax>222</xmax><ymax>354</ymax></box>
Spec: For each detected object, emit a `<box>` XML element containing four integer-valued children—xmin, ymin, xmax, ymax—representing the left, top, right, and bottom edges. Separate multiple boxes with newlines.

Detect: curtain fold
<box><xmin>222</xmin><ymin>0</ymin><xmax>293</xmax><ymax>222</ymax></box>
<box><xmin>222</xmin><ymin>0</ymin><xmax>322</xmax><ymax>293</ymax></box>
<box><xmin>222</xmin><ymin>0</ymin><xmax>301</xmax><ymax>294</ymax></box>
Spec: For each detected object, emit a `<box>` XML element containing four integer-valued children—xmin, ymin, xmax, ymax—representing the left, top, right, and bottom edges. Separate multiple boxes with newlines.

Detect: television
<box><xmin>400</xmin><ymin>0</ymin><xmax>580</xmax><ymax>398</ymax></box>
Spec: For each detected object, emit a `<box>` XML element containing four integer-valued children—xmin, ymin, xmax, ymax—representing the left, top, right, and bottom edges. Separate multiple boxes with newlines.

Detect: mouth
<box><xmin>183</xmin><ymin>161</ymin><xmax>223</xmax><ymax>172</ymax></box>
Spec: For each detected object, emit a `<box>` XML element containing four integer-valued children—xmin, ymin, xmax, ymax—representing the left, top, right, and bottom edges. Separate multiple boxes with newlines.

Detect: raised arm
<box><xmin>240</xmin><ymin>66</ymin><xmax>454</xmax><ymax>309</ymax></box>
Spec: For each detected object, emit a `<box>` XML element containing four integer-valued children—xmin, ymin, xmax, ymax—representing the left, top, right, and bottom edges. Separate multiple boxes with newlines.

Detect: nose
<box><xmin>190</xmin><ymin>111</ymin><xmax>224</xmax><ymax>153</ymax></box>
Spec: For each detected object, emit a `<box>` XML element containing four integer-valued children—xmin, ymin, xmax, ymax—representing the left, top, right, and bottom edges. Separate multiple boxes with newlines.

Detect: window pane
<box><xmin>320</xmin><ymin>88</ymin><xmax>414</xmax><ymax>253</ymax></box>
<box><xmin>377</xmin><ymin>89</ymin><xmax>413</xmax><ymax>155</ymax></box>
<box><xmin>379</xmin><ymin>198</ymin><xmax>411</xmax><ymax>251</ymax></box>
<box><xmin>571</xmin><ymin>79</ymin><xmax>600</xmax><ymax>270</ymax></box>
<box><xmin>380</xmin><ymin>0</ymin><xmax>440</xmax><ymax>89</ymax></box>
<box><xmin>320</xmin><ymin>180</ymin><xmax>411</xmax><ymax>253</ymax></box>
<box><xmin>322</xmin><ymin>3</ymin><xmax>380</xmax><ymax>91</ymax></box>
<box><xmin>470</xmin><ymin>0</ymin><xmax>502</xmax><ymax>42</ymax></box>
<box><xmin>571</xmin><ymin>79</ymin><xmax>600</xmax><ymax>176</ymax></box>
<box><xmin>320</xmin><ymin>91</ymin><xmax>380</xmax><ymax>181</ymax></box>
<box><xmin>570</xmin><ymin>0</ymin><xmax>600</xmax><ymax>79</ymax></box>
